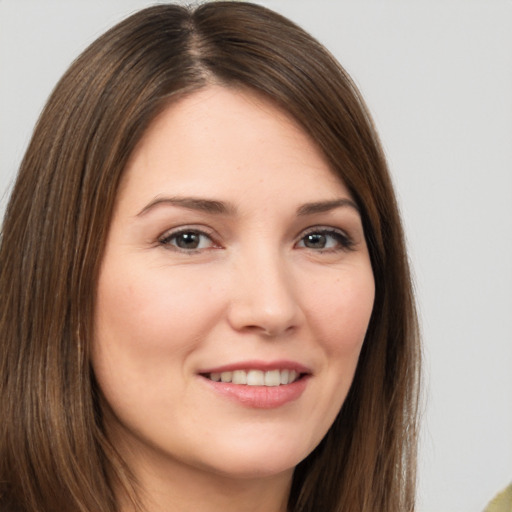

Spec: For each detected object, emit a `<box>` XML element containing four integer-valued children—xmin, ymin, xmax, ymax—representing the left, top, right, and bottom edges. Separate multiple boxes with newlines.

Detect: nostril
<box><xmin>241</xmin><ymin>323</ymin><xmax>296</xmax><ymax>338</ymax></box>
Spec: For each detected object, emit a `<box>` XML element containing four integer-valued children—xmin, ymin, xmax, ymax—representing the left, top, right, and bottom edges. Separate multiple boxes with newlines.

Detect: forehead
<box><xmin>119</xmin><ymin>85</ymin><xmax>351</xmax><ymax>210</ymax></box>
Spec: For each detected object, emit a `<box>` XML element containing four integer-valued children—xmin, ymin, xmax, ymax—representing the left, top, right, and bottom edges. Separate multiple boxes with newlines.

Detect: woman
<box><xmin>0</xmin><ymin>2</ymin><xmax>421</xmax><ymax>512</ymax></box>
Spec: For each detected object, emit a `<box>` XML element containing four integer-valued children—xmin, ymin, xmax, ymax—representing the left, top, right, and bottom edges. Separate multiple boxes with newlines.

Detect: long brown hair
<box><xmin>0</xmin><ymin>3</ymin><xmax>421</xmax><ymax>511</ymax></box>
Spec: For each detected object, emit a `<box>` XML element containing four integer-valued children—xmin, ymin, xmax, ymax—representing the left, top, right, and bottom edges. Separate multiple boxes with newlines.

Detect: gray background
<box><xmin>1</xmin><ymin>1</ymin><xmax>511</xmax><ymax>510</ymax></box>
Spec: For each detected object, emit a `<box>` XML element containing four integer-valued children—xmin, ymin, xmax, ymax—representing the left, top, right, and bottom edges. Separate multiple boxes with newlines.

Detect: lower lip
<box><xmin>201</xmin><ymin>376</ymin><xmax>309</xmax><ymax>409</ymax></box>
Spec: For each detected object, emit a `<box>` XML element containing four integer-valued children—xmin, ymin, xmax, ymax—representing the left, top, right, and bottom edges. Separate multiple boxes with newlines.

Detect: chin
<box><xmin>195</xmin><ymin>435</ymin><xmax>313</xmax><ymax>480</ymax></box>
<box><xmin>206</xmin><ymin>456</ymin><xmax>297</xmax><ymax>481</ymax></box>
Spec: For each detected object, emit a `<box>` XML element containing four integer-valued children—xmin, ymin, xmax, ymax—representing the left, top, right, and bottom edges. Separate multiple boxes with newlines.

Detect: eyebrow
<box><xmin>137</xmin><ymin>196</ymin><xmax>236</xmax><ymax>216</ymax></box>
<box><xmin>137</xmin><ymin>196</ymin><xmax>359</xmax><ymax>217</ymax></box>
<box><xmin>296</xmin><ymin>198</ymin><xmax>360</xmax><ymax>216</ymax></box>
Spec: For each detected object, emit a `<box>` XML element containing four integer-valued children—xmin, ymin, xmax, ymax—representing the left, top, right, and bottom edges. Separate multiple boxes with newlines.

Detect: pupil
<box><xmin>305</xmin><ymin>233</ymin><xmax>326</xmax><ymax>248</ymax></box>
<box><xmin>176</xmin><ymin>232</ymin><xmax>200</xmax><ymax>249</ymax></box>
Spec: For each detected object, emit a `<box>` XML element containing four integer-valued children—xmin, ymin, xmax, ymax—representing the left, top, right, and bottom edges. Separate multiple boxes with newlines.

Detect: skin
<box><xmin>92</xmin><ymin>85</ymin><xmax>375</xmax><ymax>512</ymax></box>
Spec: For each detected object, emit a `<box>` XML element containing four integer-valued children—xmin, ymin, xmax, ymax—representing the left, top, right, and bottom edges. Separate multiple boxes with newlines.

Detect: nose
<box><xmin>226</xmin><ymin>249</ymin><xmax>302</xmax><ymax>337</ymax></box>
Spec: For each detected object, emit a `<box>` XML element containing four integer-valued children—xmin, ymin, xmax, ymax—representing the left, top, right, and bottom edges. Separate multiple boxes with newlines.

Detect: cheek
<box><xmin>292</xmin><ymin>266</ymin><xmax>374</xmax><ymax>453</ymax></box>
<box><xmin>91</xmin><ymin>263</ymin><xmax>227</xmax><ymax>401</ymax></box>
<box><xmin>91</xmin><ymin>264</ymin><xmax>225</xmax><ymax>419</ymax></box>
<box><xmin>308</xmin><ymin>267</ymin><xmax>375</xmax><ymax>357</ymax></box>
<box><xmin>95</xmin><ymin>265</ymin><xmax>221</xmax><ymax>350</ymax></box>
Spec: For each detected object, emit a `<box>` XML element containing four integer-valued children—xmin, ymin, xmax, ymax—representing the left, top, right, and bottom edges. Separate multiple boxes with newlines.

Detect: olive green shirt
<box><xmin>484</xmin><ymin>483</ymin><xmax>512</xmax><ymax>512</ymax></box>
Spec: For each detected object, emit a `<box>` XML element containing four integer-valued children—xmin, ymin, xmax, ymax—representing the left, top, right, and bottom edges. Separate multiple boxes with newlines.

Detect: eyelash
<box><xmin>297</xmin><ymin>228</ymin><xmax>355</xmax><ymax>252</ymax></box>
<box><xmin>158</xmin><ymin>226</ymin><xmax>355</xmax><ymax>253</ymax></box>
<box><xmin>158</xmin><ymin>227</ymin><xmax>218</xmax><ymax>253</ymax></box>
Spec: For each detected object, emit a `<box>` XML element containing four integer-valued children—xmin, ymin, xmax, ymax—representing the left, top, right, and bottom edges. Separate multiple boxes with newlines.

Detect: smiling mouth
<box><xmin>202</xmin><ymin>369</ymin><xmax>303</xmax><ymax>386</ymax></box>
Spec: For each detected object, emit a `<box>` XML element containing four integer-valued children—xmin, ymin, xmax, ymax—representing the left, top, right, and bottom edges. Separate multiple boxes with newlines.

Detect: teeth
<box><xmin>207</xmin><ymin>369</ymin><xmax>301</xmax><ymax>386</ymax></box>
<box><xmin>264</xmin><ymin>369</ymin><xmax>280</xmax><ymax>387</ymax></box>
<box><xmin>220</xmin><ymin>371</ymin><xmax>232</xmax><ymax>383</ymax></box>
<box><xmin>232</xmin><ymin>370</ymin><xmax>247</xmax><ymax>384</ymax></box>
<box><xmin>247</xmin><ymin>370</ymin><xmax>264</xmax><ymax>386</ymax></box>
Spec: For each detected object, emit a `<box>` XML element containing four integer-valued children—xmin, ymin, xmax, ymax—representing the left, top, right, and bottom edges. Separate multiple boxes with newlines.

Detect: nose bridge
<box><xmin>228</xmin><ymin>242</ymin><xmax>300</xmax><ymax>336</ymax></box>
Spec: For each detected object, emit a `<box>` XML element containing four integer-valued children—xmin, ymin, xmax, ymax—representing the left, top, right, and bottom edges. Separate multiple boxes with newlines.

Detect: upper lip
<box><xmin>198</xmin><ymin>360</ymin><xmax>312</xmax><ymax>375</ymax></box>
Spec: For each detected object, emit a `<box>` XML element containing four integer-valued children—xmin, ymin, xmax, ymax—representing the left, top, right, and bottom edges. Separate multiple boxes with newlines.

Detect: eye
<box><xmin>296</xmin><ymin>228</ymin><xmax>354</xmax><ymax>251</ymax></box>
<box><xmin>159</xmin><ymin>228</ymin><xmax>217</xmax><ymax>252</ymax></box>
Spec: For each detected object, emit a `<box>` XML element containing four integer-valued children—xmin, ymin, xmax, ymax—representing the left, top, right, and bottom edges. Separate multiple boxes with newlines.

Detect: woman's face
<box><xmin>92</xmin><ymin>86</ymin><xmax>375</xmax><ymax>483</ymax></box>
